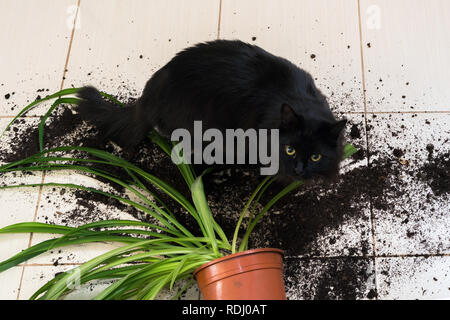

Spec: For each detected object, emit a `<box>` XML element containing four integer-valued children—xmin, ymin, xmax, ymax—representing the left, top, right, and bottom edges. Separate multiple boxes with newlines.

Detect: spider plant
<box><xmin>0</xmin><ymin>89</ymin><xmax>358</xmax><ymax>299</ymax></box>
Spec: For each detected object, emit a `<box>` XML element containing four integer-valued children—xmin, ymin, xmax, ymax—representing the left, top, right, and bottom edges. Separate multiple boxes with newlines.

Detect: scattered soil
<box><xmin>284</xmin><ymin>257</ymin><xmax>376</xmax><ymax>300</ymax></box>
<box><xmin>350</xmin><ymin>123</ymin><xmax>361</xmax><ymax>139</ymax></box>
<box><xmin>249</xmin><ymin>156</ymin><xmax>405</xmax><ymax>256</ymax></box>
<box><xmin>417</xmin><ymin>152</ymin><xmax>450</xmax><ymax>197</ymax></box>
<box><xmin>0</xmin><ymin>92</ymin><xmax>448</xmax><ymax>300</ymax></box>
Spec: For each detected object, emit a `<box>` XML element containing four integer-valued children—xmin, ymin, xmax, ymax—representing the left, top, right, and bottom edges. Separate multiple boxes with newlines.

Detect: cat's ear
<box><xmin>280</xmin><ymin>104</ymin><xmax>302</xmax><ymax>130</ymax></box>
<box><xmin>330</xmin><ymin>119</ymin><xmax>347</xmax><ymax>137</ymax></box>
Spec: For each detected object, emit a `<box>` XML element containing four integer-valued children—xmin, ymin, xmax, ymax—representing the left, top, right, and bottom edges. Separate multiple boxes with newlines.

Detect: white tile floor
<box><xmin>0</xmin><ymin>0</ymin><xmax>449</xmax><ymax>300</ymax></box>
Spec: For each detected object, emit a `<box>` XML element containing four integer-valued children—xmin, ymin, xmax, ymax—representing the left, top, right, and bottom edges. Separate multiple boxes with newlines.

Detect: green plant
<box><xmin>0</xmin><ymin>89</ymin><xmax>358</xmax><ymax>299</ymax></box>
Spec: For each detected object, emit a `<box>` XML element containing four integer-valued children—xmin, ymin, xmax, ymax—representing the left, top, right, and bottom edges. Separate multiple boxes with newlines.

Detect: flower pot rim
<box><xmin>193</xmin><ymin>247</ymin><xmax>284</xmax><ymax>276</ymax></box>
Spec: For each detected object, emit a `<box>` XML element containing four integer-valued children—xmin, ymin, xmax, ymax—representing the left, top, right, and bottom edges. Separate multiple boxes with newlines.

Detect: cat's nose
<box><xmin>295</xmin><ymin>162</ymin><xmax>304</xmax><ymax>175</ymax></box>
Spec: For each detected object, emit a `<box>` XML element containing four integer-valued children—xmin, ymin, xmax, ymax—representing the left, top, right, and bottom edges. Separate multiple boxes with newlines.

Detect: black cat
<box><xmin>76</xmin><ymin>40</ymin><xmax>346</xmax><ymax>180</ymax></box>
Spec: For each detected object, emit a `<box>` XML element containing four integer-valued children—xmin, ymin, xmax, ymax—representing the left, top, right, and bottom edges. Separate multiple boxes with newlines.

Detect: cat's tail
<box><xmin>76</xmin><ymin>86</ymin><xmax>150</xmax><ymax>149</ymax></box>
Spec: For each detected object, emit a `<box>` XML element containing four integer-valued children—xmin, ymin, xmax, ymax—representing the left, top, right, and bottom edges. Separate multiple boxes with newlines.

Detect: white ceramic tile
<box><xmin>28</xmin><ymin>170</ymin><xmax>142</xmax><ymax>265</ymax></box>
<box><xmin>0</xmin><ymin>267</ymin><xmax>22</xmax><ymax>300</ymax></box>
<box><xmin>367</xmin><ymin>113</ymin><xmax>450</xmax><ymax>255</ymax></box>
<box><xmin>0</xmin><ymin>118</ymin><xmax>40</xmax><ymax>296</ymax></box>
<box><xmin>0</xmin><ymin>0</ymin><xmax>78</xmax><ymax>116</ymax></box>
<box><xmin>360</xmin><ymin>0</ymin><xmax>450</xmax><ymax>111</ymax></box>
<box><xmin>220</xmin><ymin>0</ymin><xmax>364</xmax><ymax>113</ymax></box>
<box><xmin>0</xmin><ymin>118</ymin><xmax>44</xmax><ymax>263</ymax></box>
<box><xmin>377</xmin><ymin>256</ymin><xmax>450</xmax><ymax>300</ymax></box>
<box><xmin>0</xmin><ymin>177</ymin><xmax>41</xmax><ymax>263</ymax></box>
<box><xmin>284</xmin><ymin>257</ymin><xmax>377</xmax><ymax>300</ymax></box>
<box><xmin>63</xmin><ymin>0</ymin><xmax>220</xmax><ymax>99</ymax></box>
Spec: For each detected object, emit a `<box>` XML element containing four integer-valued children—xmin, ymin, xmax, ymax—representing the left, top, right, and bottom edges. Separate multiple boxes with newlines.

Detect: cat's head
<box><xmin>277</xmin><ymin>104</ymin><xmax>346</xmax><ymax>180</ymax></box>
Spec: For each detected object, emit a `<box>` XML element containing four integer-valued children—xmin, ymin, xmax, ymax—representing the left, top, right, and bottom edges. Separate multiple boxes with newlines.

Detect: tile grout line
<box><xmin>357</xmin><ymin>0</ymin><xmax>379</xmax><ymax>300</ymax></box>
<box><xmin>217</xmin><ymin>0</ymin><xmax>223</xmax><ymax>39</ymax></box>
<box><xmin>16</xmin><ymin>0</ymin><xmax>82</xmax><ymax>300</ymax></box>
<box><xmin>60</xmin><ymin>0</ymin><xmax>81</xmax><ymax>90</ymax></box>
<box><xmin>356</xmin><ymin>0</ymin><xmax>370</xmax><ymax>167</ymax></box>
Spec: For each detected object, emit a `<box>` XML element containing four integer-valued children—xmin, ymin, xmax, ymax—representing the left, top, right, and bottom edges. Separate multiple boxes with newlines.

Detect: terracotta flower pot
<box><xmin>194</xmin><ymin>248</ymin><xmax>286</xmax><ymax>300</ymax></box>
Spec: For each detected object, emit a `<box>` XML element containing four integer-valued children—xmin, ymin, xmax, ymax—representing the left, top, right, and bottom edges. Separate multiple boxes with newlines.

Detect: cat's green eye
<box><xmin>285</xmin><ymin>145</ymin><xmax>296</xmax><ymax>156</ymax></box>
<box><xmin>310</xmin><ymin>154</ymin><xmax>322</xmax><ymax>162</ymax></box>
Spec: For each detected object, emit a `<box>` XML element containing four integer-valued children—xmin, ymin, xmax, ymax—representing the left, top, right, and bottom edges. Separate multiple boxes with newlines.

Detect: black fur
<box><xmin>77</xmin><ymin>87</ymin><xmax>148</xmax><ymax>147</ymax></box>
<box><xmin>76</xmin><ymin>40</ymin><xmax>346</xmax><ymax>179</ymax></box>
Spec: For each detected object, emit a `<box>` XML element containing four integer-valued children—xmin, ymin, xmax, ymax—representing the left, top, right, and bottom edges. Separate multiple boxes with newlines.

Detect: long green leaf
<box><xmin>190</xmin><ymin>175</ymin><xmax>219</xmax><ymax>255</ymax></box>
<box><xmin>0</xmin><ymin>234</ymin><xmax>140</xmax><ymax>273</ymax></box>
<box><xmin>0</xmin><ymin>222</ymin><xmax>74</xmax><ymax>235</ymax></box>
<box><xmin>232</xmin><ymin>176</ymin><xmax>272</xmax><ymax>253</ymax></box>
<box><xmin>343</xmin><ymin>143</ymin><xmax>359</xmax><ymax>159</ymax></box>
<box><xmin>239</xmin><ymin>179</ymin><xmax>304</xmax><ymax>252</ymax></box>
<box><xmin>1</xmin><ymin>88</ymin><xmax>81</xmax><ymax>136</ymax></box>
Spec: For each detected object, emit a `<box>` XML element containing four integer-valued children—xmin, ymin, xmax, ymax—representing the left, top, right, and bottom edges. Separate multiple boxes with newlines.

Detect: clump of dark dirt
<box><xmin>426</xmin><ymin>143</ymin><xmax>434</xmax><ymax>160</ymax></box>
<box><xmin>416</xmin><ymin>152</ymin><xmax>449</xmax><ymax>197</ymax></box>
<box><xmin>350</xmin><ymin>123</ymin><xmax>361</xmax><ymax>139</ymax></box>
<box><xmin>393</xmin><ymin>148</ymin><xmax>404</xmax><ymax>158</ymax></box>
<box><xmin>312</xmin><ymin>259</ymin><xmax>373</xmax><ymax>299</ymax></box>
<box><xmin>71</xmin><ymin>190</ymin><xmax>148</xmax><ymax>224</ymax></box>
<box><xmin>0</xmin><ymin>118</ymin><xmax>41</xmax><ymax>163</ymax></box>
